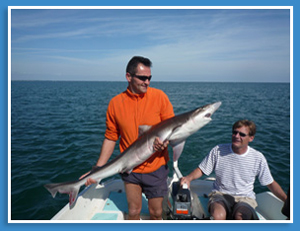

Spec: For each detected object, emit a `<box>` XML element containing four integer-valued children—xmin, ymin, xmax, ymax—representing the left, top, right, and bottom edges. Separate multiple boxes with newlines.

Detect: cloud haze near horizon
<box><xmin>10</xmin><ymin>8</ymin><xmax>291</xmax><ymax>82</ymax></box>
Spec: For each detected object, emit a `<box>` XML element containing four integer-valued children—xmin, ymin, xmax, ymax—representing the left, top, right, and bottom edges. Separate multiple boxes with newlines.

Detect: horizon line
<box><xmin>10</xmin><ymin>80</ymin><xmax>290</xmax><ymax>84</ymax></box>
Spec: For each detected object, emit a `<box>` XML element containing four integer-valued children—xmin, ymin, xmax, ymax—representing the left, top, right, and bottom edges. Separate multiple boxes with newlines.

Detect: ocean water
<box><xmin>10</xmin><ymin>81</ymin><xmax>291</xmax><ymax>220</ymax></box>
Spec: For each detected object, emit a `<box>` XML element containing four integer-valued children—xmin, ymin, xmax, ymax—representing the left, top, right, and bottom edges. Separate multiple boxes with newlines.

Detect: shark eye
<box><xmin>205</xmin><ymin>113</ymin><xmax>211</xmax><ymax>118</ymax></box>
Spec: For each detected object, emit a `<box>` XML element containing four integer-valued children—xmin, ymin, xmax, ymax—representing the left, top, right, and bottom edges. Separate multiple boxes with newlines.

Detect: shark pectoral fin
<box><xmin>138</xmin><ymin>125</ymin><xmax>152</xmax><ymax>137</ymax></box>
<box><xmin>171</xmin><ymin>141</ymin><xmax>186</xmax><ymax>162</ymax></box>
<box><xmin>120</xmin><ymin>166</ymin><xmax>133</xmax><ymax>175</ymax></box>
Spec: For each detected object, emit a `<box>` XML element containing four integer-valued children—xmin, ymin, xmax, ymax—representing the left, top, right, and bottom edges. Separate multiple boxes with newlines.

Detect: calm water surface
<box><xmin>10</xmin><ymin>81</ymin><xmax>291</xmax><ymax>220</ymax></box>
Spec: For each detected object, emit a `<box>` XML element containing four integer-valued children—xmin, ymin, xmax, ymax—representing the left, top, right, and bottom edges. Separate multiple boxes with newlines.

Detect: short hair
<box><xmin>232</xmin><ymin>120</ymin><xmax>256</xmax><ymax>136</ymax></box>
<box><xmin>126</xmin><ymin>56</ymin><xmax>152</xmax><ymax>75</ymax></box>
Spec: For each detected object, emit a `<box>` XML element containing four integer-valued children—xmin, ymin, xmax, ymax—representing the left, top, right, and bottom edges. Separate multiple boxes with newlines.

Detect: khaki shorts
<box><xmin>208</xmin><ymin>191</ymin><xmax>258</xmax><ymax>219</ymax></box>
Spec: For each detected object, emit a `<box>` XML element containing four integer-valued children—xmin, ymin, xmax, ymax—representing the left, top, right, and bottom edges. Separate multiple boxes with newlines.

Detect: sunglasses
<box><xmin>132</xmin><ymin>74</ymin><xmax>152</xmax><ymax>82</ymax></box>
<box><xmin>232</xmin><ymin>130</ymin><xmax>248</xmax><ymax>137</ymax></box>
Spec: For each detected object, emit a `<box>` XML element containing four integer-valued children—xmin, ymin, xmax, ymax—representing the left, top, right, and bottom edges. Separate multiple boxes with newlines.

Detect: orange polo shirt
<box><xmin>105</xmin><ymin>87</ymin><xmax>174</xmax><ymax>174</ymax></box>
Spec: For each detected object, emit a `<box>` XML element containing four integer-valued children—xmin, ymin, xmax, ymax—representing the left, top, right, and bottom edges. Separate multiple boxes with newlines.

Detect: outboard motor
<box><xmin>165</xmin><ymin>181</ymin><xmax>193</xmax><ymax>219</ymax></box>
<box><xmin>162</xmin><ymin>162</ymin><xmax>207</xmax><ymax>220</ymax></box>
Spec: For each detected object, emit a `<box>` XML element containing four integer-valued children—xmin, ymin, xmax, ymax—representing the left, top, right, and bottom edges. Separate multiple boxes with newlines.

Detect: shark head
<box><xmin>169</xmin><ymin>101</ymin><xmax>222</xmax><ymax>162</ymax></box>
<box><xmin>169</xmin><ymin>102</ymin><xmax>222</xmax><ymax>144</ymax></box>
<box><xmin>191</xmin><ymin>101</ymin><xmax>222</xmax><ymax>130</ymax></box>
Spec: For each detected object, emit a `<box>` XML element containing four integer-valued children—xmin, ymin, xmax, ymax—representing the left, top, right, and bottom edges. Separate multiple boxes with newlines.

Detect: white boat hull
<box><xmin>50</xmin><ymin>177</ymin><xmax>287</xmax><ymax>221</ymax></box>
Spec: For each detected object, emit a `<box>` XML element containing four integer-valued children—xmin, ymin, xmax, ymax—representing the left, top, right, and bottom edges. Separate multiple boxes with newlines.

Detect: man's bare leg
<box><xmin>124</xmin><ymin>182</ymin><xmax>142</xmax><ymax>220</ymax></box>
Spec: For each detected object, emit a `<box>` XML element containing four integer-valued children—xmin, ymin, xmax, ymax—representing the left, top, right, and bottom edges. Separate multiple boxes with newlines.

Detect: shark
<box><xmin>44</xmin><ymin>102</ymin><xmax>221</xmax><ymax>206</ymax></box>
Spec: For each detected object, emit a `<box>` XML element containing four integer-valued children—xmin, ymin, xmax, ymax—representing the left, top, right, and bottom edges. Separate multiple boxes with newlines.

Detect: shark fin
<box><xmin>44</xmin><ymin>183</ymin><xmax>58</xmax><ymax>198</ymax></box>
<box><xmin>69</xmin><ymin>186</ymin><xmax>80</xmax><ymax>207</ymax></box>
<box><xmin>171</xmin><ymin>141</ymin><xmax>186</xmax><ymax>162</ymax></box>
<box><xmin>44</xmin><ymin>182</ymin><xmax>80</xmax><ymax>207</ymax></box>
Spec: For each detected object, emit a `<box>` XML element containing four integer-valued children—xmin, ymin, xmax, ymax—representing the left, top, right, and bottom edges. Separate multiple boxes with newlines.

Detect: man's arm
<box><xmin>180</xmin><ymin>167</ymin><xmax>204</xmax><ymax>188</ymax></box>
<box><xmin>95</xmin><ymin>138</ymin><xmax>117</xmax><ymax>166</ymax></box>
<box><xmin>267</xmin><ymin>180</ymin><xmax>287</xmax><ymax>202</ymax></box>
<box><xmin>79</xmin><ymin>138</ymin><xmax>116</xmax><ymax>185</ymax></box>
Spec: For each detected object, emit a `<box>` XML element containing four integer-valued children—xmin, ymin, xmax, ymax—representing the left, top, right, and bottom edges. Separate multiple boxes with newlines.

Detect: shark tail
<box><xmin>44</xmin><ymin>182</ymin><xmax>80</xmax><ymax>207</ymax></box>
<box><xmin>68</xmin><ymin>187</ymin><xmax>80</xmax><ymax>206</ymax></box>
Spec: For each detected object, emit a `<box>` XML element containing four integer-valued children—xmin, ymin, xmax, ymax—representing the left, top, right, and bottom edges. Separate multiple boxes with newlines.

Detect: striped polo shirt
<box><xmin>199</xmin><ymin>143</ymin><xmax>274</xmax><ymax>199</ymax></box>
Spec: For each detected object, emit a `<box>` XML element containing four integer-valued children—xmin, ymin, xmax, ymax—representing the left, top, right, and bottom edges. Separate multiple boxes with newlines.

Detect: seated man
<box><xmin>180</xmin><ymin>120</ymin><xmax>287</xmax><ymax>220</ymax></box>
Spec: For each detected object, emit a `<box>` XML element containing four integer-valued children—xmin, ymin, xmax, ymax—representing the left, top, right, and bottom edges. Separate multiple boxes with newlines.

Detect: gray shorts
<box><xmin>120</xmin><ymin>165</ymin><xmax>169</xmax><ymax>199</ymax></box>
<box><xmin>208</xmin><ymin>191</ymin><xmax>258</xmax><ymax>219</ymax></box>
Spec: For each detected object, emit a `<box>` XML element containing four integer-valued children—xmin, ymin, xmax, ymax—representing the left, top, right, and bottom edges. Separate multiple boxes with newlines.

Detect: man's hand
<box><xmin>79</xmin><ymin>170</ymin><xmax>97</xmax><ymax>186</ymax></box>
<box><xmin>180</xmin><ymin>168</ymin><xmax>204</xmax><ymax>189</ymax></box>
<box><xmin>180</xmin><ymin>176</ymin><xmax>191</xmax><ymax>189</ymax></box>
<box><xmin>153</xmin><ymin>137</ymin><xmax>169</xmax><ymax>152</ymax></box>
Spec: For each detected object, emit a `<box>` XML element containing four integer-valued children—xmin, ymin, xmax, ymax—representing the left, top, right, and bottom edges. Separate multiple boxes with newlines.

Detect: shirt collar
<box><xmin>230</xmin><ymin>144</ymin><xmax>250</xmax><ymax>156</ymax></box>
<box><xmin>126</xmin><ymin>87</ymin><xmax>146</xmax><ymax>99</ymax></box>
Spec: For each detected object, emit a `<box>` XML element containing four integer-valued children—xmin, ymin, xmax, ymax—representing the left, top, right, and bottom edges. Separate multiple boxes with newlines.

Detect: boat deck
<box><xmin>51</xmin><ymin>178</ymin><xmax>287</xmax><ymax>221</ymax></box>
<box><xmin>91</xmin><ymin>191</ymin><xmax>150</xmax><ymax>220</ymax></box>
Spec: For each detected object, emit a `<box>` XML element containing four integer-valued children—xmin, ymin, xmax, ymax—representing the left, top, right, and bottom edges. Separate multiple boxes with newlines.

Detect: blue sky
<box><xmin>10</xmin><ymin>7</ymin><xmax>291</xmax><ymax>82</ymax></box>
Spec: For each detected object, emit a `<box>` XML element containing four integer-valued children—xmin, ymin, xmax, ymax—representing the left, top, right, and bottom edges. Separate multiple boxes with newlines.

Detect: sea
<box><xmin>10</xmin><ymin>81</ymin><xmax>291</xmax><ymax>220</ymax></box>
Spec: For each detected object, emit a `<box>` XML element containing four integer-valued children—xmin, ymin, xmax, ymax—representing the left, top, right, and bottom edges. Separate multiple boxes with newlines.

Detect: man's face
<box><xmin>231</xmin><ymin>126</ymin><xmax>254</xmax><ymax>152</ymax></box>
<box><xmin>127</xmin><ymin>63</ymin><xmax>151</xmax><ymax>94</ymax></box>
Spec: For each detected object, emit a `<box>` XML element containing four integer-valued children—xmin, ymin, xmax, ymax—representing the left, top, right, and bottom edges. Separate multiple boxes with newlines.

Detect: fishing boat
<box><xmin>50</xmin><ymin>164</ymin><xmax>288</xmax><ymax>221</ymax></box>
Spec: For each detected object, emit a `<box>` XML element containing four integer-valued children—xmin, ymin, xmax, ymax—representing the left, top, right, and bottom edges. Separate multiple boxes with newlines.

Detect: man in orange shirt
<box><xmin>81</xmin><ymin>56</ymin><xmax>174</xmax><ymax>220</ymax></box>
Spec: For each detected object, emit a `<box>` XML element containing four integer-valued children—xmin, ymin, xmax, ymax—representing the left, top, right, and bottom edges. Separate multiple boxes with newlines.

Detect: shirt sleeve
<box><xmin>257</xmin><ymin>155</ymin><xmax>274</xmax><ymax>186</ymax></box>
<box><xmin>199</xmin><ymin>146</ymin><xmax>218</xmax><ymax>176</ymax></box>
<box><xmin>159</xmin><ymin>90</ymin><xmax>174</xmax><ymax>120</ymax></box>
<box><xmin>105</xmin><ymin>100</ymin><xmax>120</xmax><ymax>141</ymax></box>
